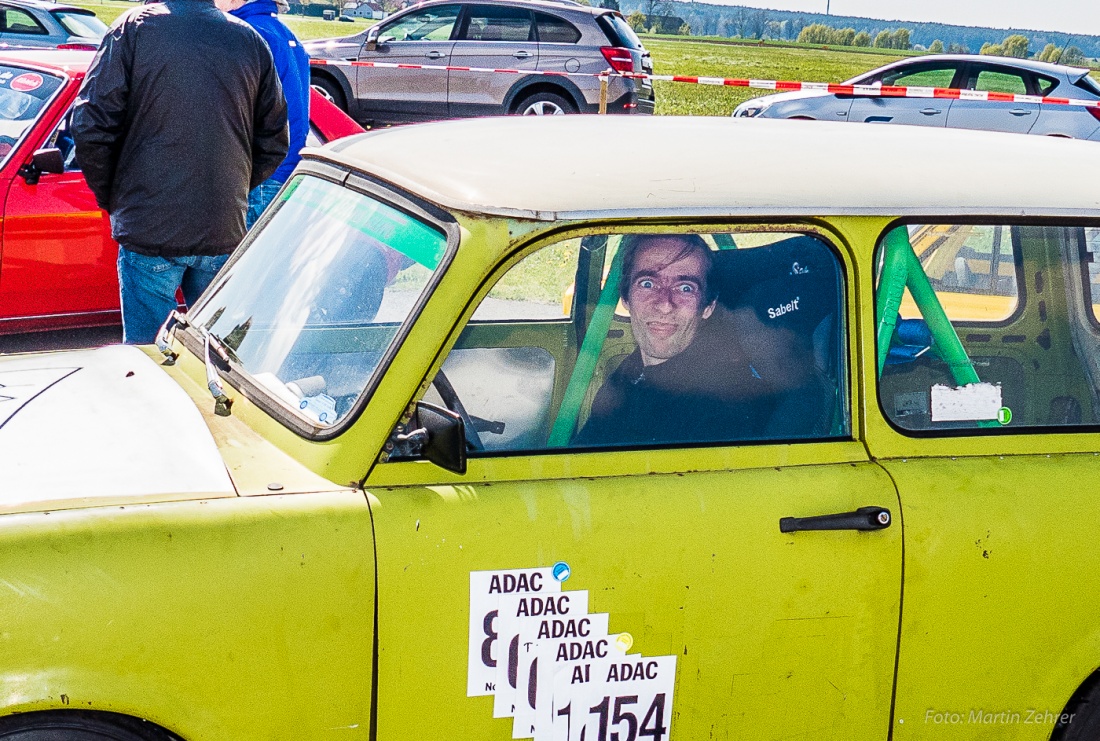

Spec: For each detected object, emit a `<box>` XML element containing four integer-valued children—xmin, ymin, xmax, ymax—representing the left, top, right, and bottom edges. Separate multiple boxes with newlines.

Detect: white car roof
<box><xmin>318</xmin><ymin>116</ymin><xmax>1100</xmax><ymax>221</ymax></box>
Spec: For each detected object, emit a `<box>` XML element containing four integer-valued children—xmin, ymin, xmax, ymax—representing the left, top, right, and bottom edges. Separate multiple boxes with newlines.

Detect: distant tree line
<box><xmin>796</xmin><ymin>23</ymin><xmax>911</xmax><ymax>50</ymax></box>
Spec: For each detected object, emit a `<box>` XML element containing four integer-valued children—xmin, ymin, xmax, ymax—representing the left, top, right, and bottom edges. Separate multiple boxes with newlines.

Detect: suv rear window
<box><xmin>597</xmin><ymin>13</ymin><xmax>642</xmax><ymax>50</ymax></box>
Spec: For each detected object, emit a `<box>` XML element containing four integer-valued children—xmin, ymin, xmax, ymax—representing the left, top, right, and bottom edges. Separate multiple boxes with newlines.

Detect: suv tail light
<box><xmin>600</xmin><ymin>47</ymin><xmax>634</xmax><ymax>74</ymax></box>
<box><xmin>1089</xmin><ymin>107</ymin><xmax>1100</xmax><ymax>124</ymax></box>
<box><xmin>58</xmin><ymin>43</ymin><xmax>98</xmax><ymax>51</ymax></box>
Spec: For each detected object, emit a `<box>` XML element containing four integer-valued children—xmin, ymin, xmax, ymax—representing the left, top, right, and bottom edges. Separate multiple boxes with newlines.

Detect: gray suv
<box><xmin>306</xmin><ymin>0</ymin><xmax>654</xmax><ymax>125</ymax></box>
<box><xmin>734</xmin><ymin>55</ymin><xmax>1100</xmax><ymax>141</ymax></box>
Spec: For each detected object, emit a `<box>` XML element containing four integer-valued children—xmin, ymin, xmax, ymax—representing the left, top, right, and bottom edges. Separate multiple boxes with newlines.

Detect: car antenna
<box><xmin>1052</xmin><ymin>35</ymin><xmax>1070</xmax><ymax>65</ymax></box>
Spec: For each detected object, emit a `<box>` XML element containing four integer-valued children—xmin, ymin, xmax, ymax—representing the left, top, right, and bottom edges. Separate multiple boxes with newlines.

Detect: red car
<box><xmin>0</xmin><ymin>49</ymin><xmax>364</xmax><ymax>336</ymax></box>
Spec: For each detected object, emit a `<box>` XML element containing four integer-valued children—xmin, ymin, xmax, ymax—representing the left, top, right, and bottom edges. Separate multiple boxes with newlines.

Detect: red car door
<box><xmin>0</xmin><ymin>67</ymin><xmax>118</xmax><ymax>332</ymax></box>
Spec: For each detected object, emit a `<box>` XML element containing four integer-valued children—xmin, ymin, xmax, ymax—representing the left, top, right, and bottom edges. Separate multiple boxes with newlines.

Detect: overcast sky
<box><xmin>702</xmin><ymin>1</ymin><xmax>1100</xmax><ymax>38</ymax></box>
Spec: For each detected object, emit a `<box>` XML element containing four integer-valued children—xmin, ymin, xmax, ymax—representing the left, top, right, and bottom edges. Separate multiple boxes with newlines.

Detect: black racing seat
<box><xmin>709</xmin><ymin>235</ymin><xmax>845</xmax><ymax>439</ymax></box>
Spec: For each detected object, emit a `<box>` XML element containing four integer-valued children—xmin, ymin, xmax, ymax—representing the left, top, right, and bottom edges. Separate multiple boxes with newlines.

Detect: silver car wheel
<box><xmin>311</xmin><ymin>83</ymin><xmax>336</xmax><ymax>104</ymax></box>
<box><xmin>522</xmin><ymin>100</ymin><xmax>566</xmax><ymax>116</ymax></box>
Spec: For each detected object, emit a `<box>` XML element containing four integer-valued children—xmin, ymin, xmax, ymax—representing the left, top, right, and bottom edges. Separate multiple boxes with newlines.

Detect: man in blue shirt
<box><xmin>216</xmin><ymin>0</ymin><xmax>310</xmax><ymax>227</ymax></box>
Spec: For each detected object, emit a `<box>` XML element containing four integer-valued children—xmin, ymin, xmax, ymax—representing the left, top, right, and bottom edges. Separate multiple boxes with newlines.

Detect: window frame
<box><xmin>404</xmin><ymin>222</ymin><xmax>855</xmax><ymax>461</ymax></box>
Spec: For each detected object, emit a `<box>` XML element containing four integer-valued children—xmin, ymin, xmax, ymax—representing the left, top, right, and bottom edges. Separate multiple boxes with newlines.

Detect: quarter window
<box><xmin>1</xmin><ymin>7</ymin><xmax>45</xmax><ymax>34</ymax></box>
<box><xmin>535</xmin><ymin>12</ymin><xmax>580</xmax><ymax>44</ymax></box>
<box><xmin>877</xmin><ymin>223</ymin><xmax>1100</xmax><ymax>433</ymax></box>
<box><xmin>394</xmin><ymin>229</ymin><xmax>848</xmax><ymax>459</ymax></box>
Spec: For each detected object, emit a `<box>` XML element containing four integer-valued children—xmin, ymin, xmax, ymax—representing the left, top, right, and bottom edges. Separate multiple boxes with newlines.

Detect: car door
<box><xmin>946</xmin><ymin>63</ymin><xmax>1041</xmax><ymax>135</ymax></box>
<box><xmin>363</xmin><ymin>226</ymin><xmax>903</xmax><ymax>739</ymax></box>
<box><xmin>448</xmin><ymin>4</ymin><xmax>538</xmax><ymax>117</ymax></box>
<box><xmin>848</xmin><ymin>61</ymin><xmax>962</xmax><ymax>127</ymax></box>
<box><xmin>354</xmin><ymin>3</ymin><xmax>459</xmax><ymax>122</ymax></box>
<box><xmin>872</xmin><ymin>222</ymin><xmax>1100</xmax><ymax>734</ymax></box>
<box><xmin>0</xmin><ymin>104</ymin><xmax>116</xmax><ymax>325</ymax></box>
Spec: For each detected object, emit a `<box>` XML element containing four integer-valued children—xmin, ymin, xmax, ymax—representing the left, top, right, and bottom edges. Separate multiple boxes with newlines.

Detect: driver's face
<box><xmin>625</xmin><ymin>238</ymin><xmax>715</xmax><ymax>367</ymax></box>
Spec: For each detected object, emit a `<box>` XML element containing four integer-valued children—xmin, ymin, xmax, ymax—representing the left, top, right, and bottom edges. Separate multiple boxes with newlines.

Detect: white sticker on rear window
<box><xmin>930</xmin><ymin>382</ymin><xmax>1003</xmax><ymax>422</ymax></box>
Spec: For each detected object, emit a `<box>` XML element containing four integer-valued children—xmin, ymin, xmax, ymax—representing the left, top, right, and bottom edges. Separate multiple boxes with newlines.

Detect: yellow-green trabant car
<box><xmin>3</xmin><ymin>117</ymin><xmax>1100</xmax><ymax>741</ymax></box>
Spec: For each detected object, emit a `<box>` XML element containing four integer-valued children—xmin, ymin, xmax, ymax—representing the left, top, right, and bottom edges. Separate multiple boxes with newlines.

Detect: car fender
<box><xmin>0</xmin><ymin>492</ymin><xmax>376</xmax><ymax>738</ymax></box>
<box><xmin>763</xmin><ymin>93</ymin><xmax>852</xmax><ymax>121</ymax></box>
<box><xmin>503</xmin><ymin>75</ymin><xmax>588</xmax><ymax>113</ymax></box>
<box><xmin>310</xmin><ymin>65</ymin><xmax>355</xmax><ymax>112</ymax></box>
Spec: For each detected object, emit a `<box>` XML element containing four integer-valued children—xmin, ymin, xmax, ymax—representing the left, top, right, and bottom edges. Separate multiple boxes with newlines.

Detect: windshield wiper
<box><xmin>203</xmin><ymin>331</ymin><xmax>234</xmax><ymax>417</ymax></box>
<box><xmin>154</xmin><ymin>309</ymin><xmax>188</xmax><ymax>365</ymax></box>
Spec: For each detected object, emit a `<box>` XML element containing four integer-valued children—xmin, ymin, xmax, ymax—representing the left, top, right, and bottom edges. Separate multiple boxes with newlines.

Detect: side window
<box><xmin>46</xmin><ymin>108</ymin><xmax>78</xmax><ymax>171</ymax></box>
<box><xmin>971</xmin><ymin>67</ymin><xmax>1029</xmax><ymax>95</ymax></box>
<box><xmin>459</xmin><ymin>5</ymin><xmax>533</xmax><ymax>42</ymax></box>
<box><xmin>1</xmin><ymin>7</ymin><xmax>46</xmax><ymax>34</ymax></box>
<box><xmin>879</xmin><ymin>65</ymin><xmax>958</xmax><ymax>88</ymax></box>
<box><xmin>381</xmin><ymin>5</ymin><xmax>460</xmax><ymax>42</ymax></box>
<box><xmin>876</xmin><ymin>223</ymin><xmax>1100</xmax><ymax>433</ymax></box>
<box><xmin>401</xmin><ymin>230</ymin><xmax>848</xmax><ymax>458</ymax></box>
<box><xmin>1036</xmin><ymin>76</ymin><xmax>1058</xmax><ymax>96</ymax></box>
<box><xmin>535</xmin><ymin>12</ymin><xmax>580</xmax><ymax>44</ymax></box>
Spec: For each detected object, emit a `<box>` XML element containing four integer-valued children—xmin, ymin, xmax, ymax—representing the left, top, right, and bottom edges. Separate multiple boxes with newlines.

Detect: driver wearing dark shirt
<box><xmin>574</xmin><ymin>234</ymin><xmax>775</xmax><ymax>447</ymax></box>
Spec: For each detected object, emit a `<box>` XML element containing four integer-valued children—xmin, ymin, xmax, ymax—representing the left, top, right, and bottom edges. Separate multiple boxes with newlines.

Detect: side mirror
<box><xmin>395</xmin><ymin>401</ymin><xmax>467</xmax><ymax>474</ymax></box>
<box><xmin>365</xmin><ymin>25</ymin><xmax>381</xmax><ymax>51</ymax></box>
<box><xmin>18</xmin><ymin>147</ymin><xmax>64</xmax><ymax>185</ymax></box>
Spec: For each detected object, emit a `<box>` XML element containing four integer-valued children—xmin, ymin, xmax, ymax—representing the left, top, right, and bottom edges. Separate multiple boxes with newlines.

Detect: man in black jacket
<box><xmin>72</xmin><ymin>0</ymin><xmax>288</xmax><ymax>344</ymax></box>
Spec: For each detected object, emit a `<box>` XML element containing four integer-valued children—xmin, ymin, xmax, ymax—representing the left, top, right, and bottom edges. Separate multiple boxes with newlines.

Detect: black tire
<box><xmin>0</xmin><ymin>711</ymin><xmax>179</xmax><ymax>741</ymax></box>
<box><xmin>310</xmin><ymin>74</ymin><xmax>347</xmax><ymax>112</ymax></box>
<box><xmin>515</xmin><ymin>91</ymin><xmax>576</xmax><ymax>116</ymax></box>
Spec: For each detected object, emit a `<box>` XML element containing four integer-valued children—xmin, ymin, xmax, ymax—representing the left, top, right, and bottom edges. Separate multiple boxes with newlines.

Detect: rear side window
<box><xmin>876</xmin><ymin>223</ymin><xmax>1100</xmax><ymax>434</ymax></box>
<box><xmin>1036</xmin><ymin>75</ymin><xmax>1058</xmax><ymax>96</ymax></box>
<box><xmin>535</xmin><ymin>12</ymin><xmax>579</xmax><ymax>44</ymax></box>
<box><xmin>972</xmin><ymin>68</ymin><xmax>1029</xmax><ymax>95</ymax></box>
<box><xmin>460</xmin><ymin>5</ymin><xmax>533</xmax><ymax>42</ymax></box>
<box><xmin>597</xmin><ymin>13</ymin><xmax>643</xmax><ymax>50</ymax></box>
<box><xmin>1</xmin><ymin>7</ymin><xmax>46</xmax><ymax>35</ymax></box>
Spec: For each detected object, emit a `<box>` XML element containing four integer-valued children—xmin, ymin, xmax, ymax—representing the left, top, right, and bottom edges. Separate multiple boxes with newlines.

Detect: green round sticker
<box><xmin>997</xmin><ymin>407</ymin><xmax>1012</xmax><ymax>425</ymax></box>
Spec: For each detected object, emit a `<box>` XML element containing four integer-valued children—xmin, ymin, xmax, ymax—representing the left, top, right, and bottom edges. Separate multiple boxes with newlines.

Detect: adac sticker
<box><xmin>468</xmin><ymin>567</ymin><xmax>562</xmax><ymax>698</ymax></box>
<box><xmin>10</xmin><ymin>73</ymin><xmax>43</xmax><ymax>92</ymax></box>
<box><xmin>468</xmin><ymin>564</ymin><xmax>677</xmax><ymax>740</ymax></box>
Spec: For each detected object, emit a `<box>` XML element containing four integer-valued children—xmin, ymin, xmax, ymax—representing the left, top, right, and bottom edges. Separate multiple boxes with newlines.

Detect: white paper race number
<box><xmin>552</xmin><ymin>655</ymin><xmax>677</xmax><ymax>741</ymax></box>
<box><xmin>468</xmin><ymin>568</ymin><xmax>563</xmax><ymax>697</ymax></box>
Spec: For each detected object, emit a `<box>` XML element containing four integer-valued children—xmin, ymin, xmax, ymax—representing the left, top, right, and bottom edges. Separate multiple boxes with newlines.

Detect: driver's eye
<box><xmin>637</xmin><ymin>278</ymin><xmax>655</xmax><ymax>290</ymax></box>
<box><xmin>675</xmin><ymin>283</ymin><xmax>696</xmax><ymax>294</ymax></box>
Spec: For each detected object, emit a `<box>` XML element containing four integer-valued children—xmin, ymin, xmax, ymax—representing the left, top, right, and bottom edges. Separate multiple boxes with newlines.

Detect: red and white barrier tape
<box><xmin>310</xmin><ymin>58</ymin><xmax>1100</xmax><ymax>109</ymax></box>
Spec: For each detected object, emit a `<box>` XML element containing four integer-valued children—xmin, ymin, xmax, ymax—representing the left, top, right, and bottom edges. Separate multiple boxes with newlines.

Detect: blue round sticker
<box><xmin>552</xmin><ymin>561</ymin><xmax>571</xmax><ymax>582</ymax></box>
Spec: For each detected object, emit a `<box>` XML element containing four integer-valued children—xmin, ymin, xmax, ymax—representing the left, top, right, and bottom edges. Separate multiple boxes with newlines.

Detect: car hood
<box><xmin>0</xmin><ymin>345</ymin><xmax>235</xmax><ymax>511</ymax></box>
<box><xmin>304</xmin><ymin>36</ymin><xmax>365</xmax><ymax>59</ymax></box>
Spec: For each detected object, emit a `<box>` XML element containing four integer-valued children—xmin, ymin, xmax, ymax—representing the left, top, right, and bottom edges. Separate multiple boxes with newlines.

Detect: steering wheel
<box><xmin>432</xmin><ymin>370</ymin><xmax>484</xmax><ymax>451</ymax></box>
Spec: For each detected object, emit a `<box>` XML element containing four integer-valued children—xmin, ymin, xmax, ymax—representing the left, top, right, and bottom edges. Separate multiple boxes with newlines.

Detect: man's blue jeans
<box><xmin>246</xmin><ymin>177</ymin><xmax>284</xmax><ymax>229</ymax></box>
<box><xmin>116</xmin><ymin>248</ymin><xmax>228</xmax><ymax>344</ymax></box>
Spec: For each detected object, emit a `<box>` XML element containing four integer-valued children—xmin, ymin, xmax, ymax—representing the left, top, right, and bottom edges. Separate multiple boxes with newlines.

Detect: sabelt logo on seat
<box><xmin>767</xmin><ymin>296</ymin><xmax>800</xmax><ymax>320</ymax></box>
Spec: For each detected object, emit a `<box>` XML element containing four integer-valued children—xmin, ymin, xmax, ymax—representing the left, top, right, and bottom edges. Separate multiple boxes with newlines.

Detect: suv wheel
<box><xmin>311</xmin><ymin>75</ymin><xmax>347</xmax><ymax>112</ymax></box>
<box><xmin>517</xmin><ymin>91</ymin><xmax>575</xmax><ymax>116</ymax></box>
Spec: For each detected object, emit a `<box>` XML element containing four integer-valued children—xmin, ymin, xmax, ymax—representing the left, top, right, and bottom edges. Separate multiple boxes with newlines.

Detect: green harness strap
<box><xmin>547</xmin><ymin>248</ymin><xmax>624</xmax><ymax>447</ymax></box>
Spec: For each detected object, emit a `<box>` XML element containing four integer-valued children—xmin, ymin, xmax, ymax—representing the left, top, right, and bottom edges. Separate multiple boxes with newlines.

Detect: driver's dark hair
<box><xmin>618</xmin><ymin>233</ymin><xmax>715</xmax><ymax>304</ymax></box>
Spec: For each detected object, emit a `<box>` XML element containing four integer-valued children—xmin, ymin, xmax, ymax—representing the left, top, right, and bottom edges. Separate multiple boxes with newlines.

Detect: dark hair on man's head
<box><xmin>618</xmin><ymin>233</ymin><xmax>715</xmax><ymax>304</ymax></box>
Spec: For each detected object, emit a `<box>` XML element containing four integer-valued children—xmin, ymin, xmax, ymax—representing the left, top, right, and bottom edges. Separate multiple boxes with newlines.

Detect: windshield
<box><xmin>0</xmin><ymin>66</ymin><xmax>63</xmax><ymax>165</ymax></box>
<box><xmin>189</xmin><ymin>175</ymin><xmax>449</xmax><ymax>429</ymax></box>
<box><xmin>52</xmin><ymin>10</ymin><xmax>107</xmax><ymax>39</ymax></box>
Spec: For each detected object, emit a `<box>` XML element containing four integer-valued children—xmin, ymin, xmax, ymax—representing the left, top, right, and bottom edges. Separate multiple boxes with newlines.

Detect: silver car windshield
<box><xmin>190</xmin><ymin>175</ymin><xmax>448</xmax><ymax>428</ymax></box>
<box><xmin>0</xmin><ymin>66</ymin><xmax>63</xmax><ymax>168</ymax></box>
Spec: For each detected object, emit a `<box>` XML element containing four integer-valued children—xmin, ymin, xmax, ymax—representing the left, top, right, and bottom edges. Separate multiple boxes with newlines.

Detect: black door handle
<box><xmin>780</xmin><ymin>506</ymin><xmax>891</xmax><ymax>533</ymax></box>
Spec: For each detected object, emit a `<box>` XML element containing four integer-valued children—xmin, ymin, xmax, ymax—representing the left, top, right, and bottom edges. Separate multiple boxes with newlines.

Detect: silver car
<box><xmin>0</xmin><ymin>0</ymin><xmax>105</xmax><ymax>50</ymax></box>
<box><xmin>306</xmin><ymin>0</ymin><xmax>654</xmax><ymax>125</ymax></box>
<box><xmin>733</xmin><ymin>54</ymin><xmax>1100</xmax><ymax>141</ymax></box>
